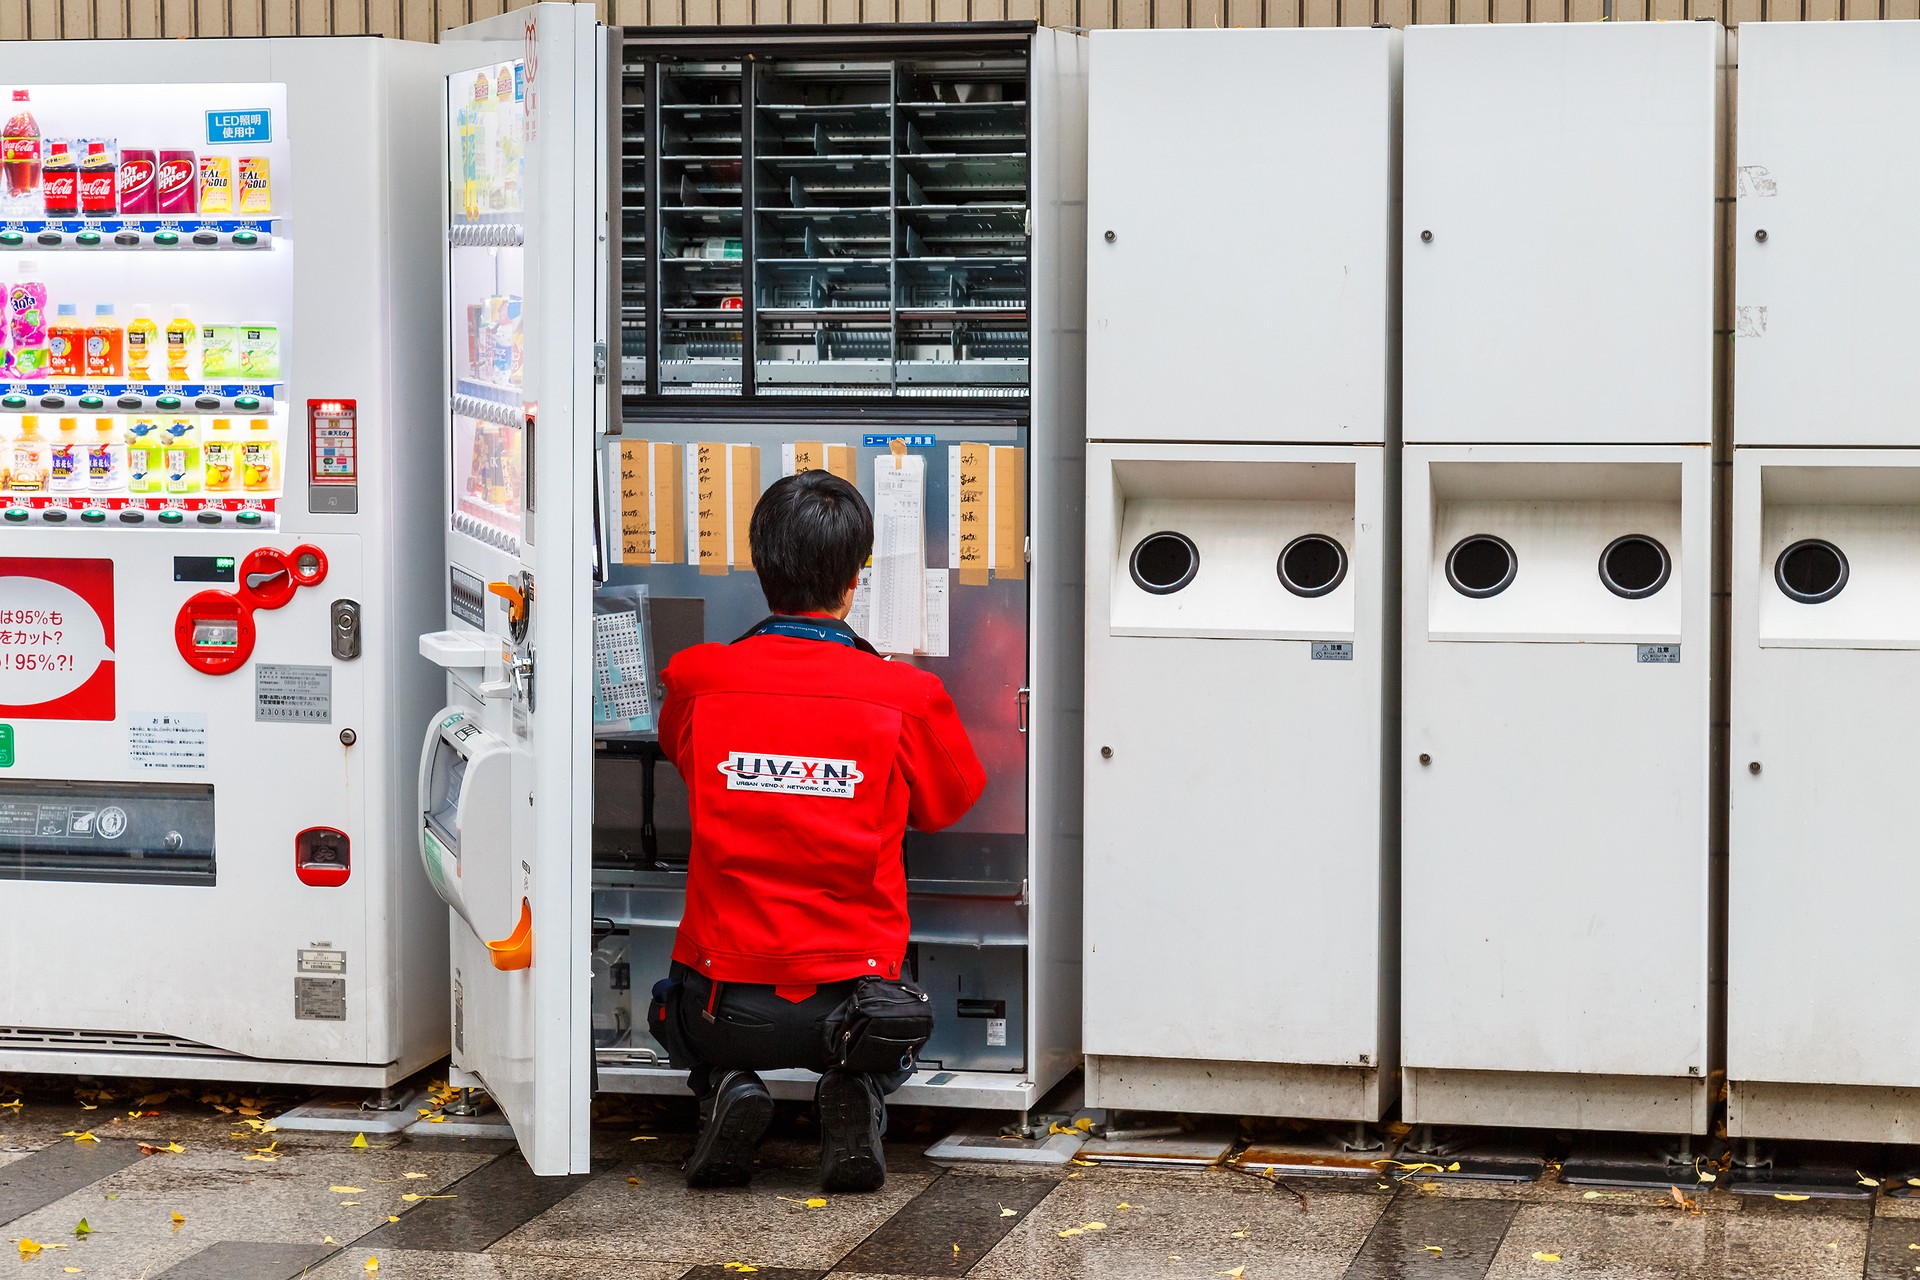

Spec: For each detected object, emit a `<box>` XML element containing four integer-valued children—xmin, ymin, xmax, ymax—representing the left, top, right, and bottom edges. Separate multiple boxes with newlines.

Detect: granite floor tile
<box><xmin>151</xmin><ymin>1239</ymin><xmax>335</xmax><ymax>1279</ymax></box>
<box><xmin>355</xmin><ymin>1152</ymin><xmax>604</xmax><ymax>1252</ymax></box>
<box><xmin>308</xmin><ymin>1246</ymin><xmax>689</xmax><ymax>1279</ymax></box>
<box><xmin>0</xmin><ymin>1135</ymin><xmax>148</xmax><ymax>1226</ymax></box>
<box><xmin>833</xmin><ymin>1169</ymin><xmax>1057</xmax><ymax>1275</ymax></box>
<box><xmin>681</xmin><ymin>1268</ymin><xmax>826</xmax><ymax>1280</ymax></box>
<box><xmin>1485</xmin><ymin>1201</ymin><xmax>1870</xmax><ymax>1279</ymax></box>
<box><xmin>0</xmin><ymin>1129</ymin><xmax>495</xmax><ymax>1279</ymax></box>
<box><xmin>1345</xmin><ymin>1193</ymin><xmax>1519</xmax><ymax>1277</ymax></box>
<box><xmin>489</xmin><ymin>1160</ymin><xmax>937</xmax><ymax>1270</ymax></box>
<box><xmin>1861</xmin><ymin>1212</ymin><xmax>1920</xmax><ymax>1279</ymax></box>
<box><xmin>966</xmin><ymin>1167</ymin><xmax>1389</xmax><ymax>1280</ymax></box>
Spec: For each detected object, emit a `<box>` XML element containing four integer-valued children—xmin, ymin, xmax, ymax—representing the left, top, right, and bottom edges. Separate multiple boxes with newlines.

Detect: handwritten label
<box><xmin>686</xmin><ymin>443</ymin><xmax>760</xmax><ymax>575</ymax></box>
<box><xmin>617</xmin><ymin>440</ymin><xmax>683</xmax><ymax>565</ymax></box>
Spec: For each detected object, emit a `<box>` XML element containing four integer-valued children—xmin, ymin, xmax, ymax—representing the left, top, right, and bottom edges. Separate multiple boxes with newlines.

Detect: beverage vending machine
<box><xmin>418</xmin><ymin>6</ymin><xmax>1086</xmax><ymax>1175</ymax></box>
<box><xmin>0</xmin><ymin>37</ymin><xmax>453</xmax><ymax>1088</ymax></box>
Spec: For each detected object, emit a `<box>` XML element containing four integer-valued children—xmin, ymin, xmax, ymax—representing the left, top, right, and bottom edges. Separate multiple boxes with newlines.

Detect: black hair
<box><xmin>749</xmin><ymin>470</ymin><xmax>874</xmax><ymax>615</ymax></box>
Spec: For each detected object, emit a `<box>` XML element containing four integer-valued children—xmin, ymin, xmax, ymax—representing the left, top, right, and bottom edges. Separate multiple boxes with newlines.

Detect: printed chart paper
<box><xmin>870</xmin><ymin>454</ymin><xmax>927</xmax><ymax>656</ymax></box>
<box><xmin>593</xmin><ymin>608</ymin><xmax>655</xmax><ymax>735</ymax></box>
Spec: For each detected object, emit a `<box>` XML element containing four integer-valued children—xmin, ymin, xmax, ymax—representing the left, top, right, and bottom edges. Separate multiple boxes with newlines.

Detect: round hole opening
<box><xmin>1446</xmin><ymin>534</ymin><xmax>1517</xmax><ymax>599</ymax></box>
<box><xmin>1599</xmin><ymin>534</ymin><xmax>1671</xmax><ymax>600</ymax></box>
<box><xmin>1775</xmin><ymin>538</ymin><xmax>1848</xmax><ymax>604</ymax></box>
<box><xmin>1130</xmin><ymin>531</ymin><xmax>1199</xmax><ymax>595</ymax></box>
<box><xmin>1278</xmin><ymin>534</ymin><xmax>1349</xmax><ymax>598</ymax></box>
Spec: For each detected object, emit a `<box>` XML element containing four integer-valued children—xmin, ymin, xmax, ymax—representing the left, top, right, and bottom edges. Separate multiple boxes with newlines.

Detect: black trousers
<box><xmin>651</xmin><ymin>963</ymin><xmax>911</xmax><ymax>1099</ymax></box>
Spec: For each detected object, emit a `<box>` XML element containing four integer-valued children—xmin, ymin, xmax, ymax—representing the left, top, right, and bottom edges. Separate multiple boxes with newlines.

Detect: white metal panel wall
<box><xmin>1401</xmin><ymin>22</ymin><xmax>1721</xmax><ymax>447</ymax></box>
<box><xmin>1729</xmin><ymin>452</ymin><xmax>1920</xmax><ymax>1096</ymax></box>
<box><xmin>1084</xmin><ymin>443</ymin><xmax>1392</xmax><ymax>1071</ymax></box>
<box><xmin>1085</xmin><ymin>28</ymin><xmax>1398</xmax><ymax>445</ymax></box>
<box><xmin>1735</xmin><ymin>22</ymin><xmax>1920</xmax><ymax>449</ymax></box>
<box><xmin>1401</xmin><ymin>446</ymin><xmax>1713</xmax><ymax>1086</ymax></box>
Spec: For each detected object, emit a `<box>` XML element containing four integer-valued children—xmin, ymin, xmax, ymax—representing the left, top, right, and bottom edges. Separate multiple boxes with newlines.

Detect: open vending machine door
<box><xmin>419</xmin><ymin>1</ymin><xmax>610</xmax><ymax>1175</ymax></box>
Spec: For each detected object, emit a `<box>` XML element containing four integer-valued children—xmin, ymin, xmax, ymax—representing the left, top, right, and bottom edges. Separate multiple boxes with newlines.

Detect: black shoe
<box><xmin>817</xmin><ymin>1069</ymin><xmax>886</xmax><ymax>1192</ymax></box>
<box><xmin>685</xmin><ymin>1069</ymin><xmax>773</xmax><ymax>1188</ymax></box>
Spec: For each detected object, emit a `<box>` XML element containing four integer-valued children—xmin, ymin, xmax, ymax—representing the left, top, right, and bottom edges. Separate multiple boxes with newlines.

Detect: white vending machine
<box><xmin>418</xmin><ymin>8</ymin><xmax>1088</xmax><ymax>1175</ymax></box>
<box><xmin>1082</xmin><ymin>28</ymin><xmax>1400</xmax><ymax>1120</ymax></box>
<box><xmin>0</xmin><ymin>37</ymin><xmax>451</xmax><ymax>1087</ymax></box>
<box><xmin>1728</xmin><ymin>20</ymin><xmax>1920</xmax><ymax>1144</ymax></box>
<box><xmin>1399</xmin><ymin>21</ymin><xmax>1722</xmax><ymax>1134</ymax></box>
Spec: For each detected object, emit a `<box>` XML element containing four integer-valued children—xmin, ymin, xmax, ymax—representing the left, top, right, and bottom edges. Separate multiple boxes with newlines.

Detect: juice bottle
<box><xmin>10</xmin><ymin>415</ymin><xmax>49</xmax><ymax>492</ymax></box>
<box><xmin>8</xmin><ymin>262</ymin><xmax>49</xmax><ymax>379</ymax></box>
<box><xmin>126</xmin><ymin>306</ymin><xmax>158</xmax><ymax>381</ymax></box>
<box><xmin>85</xmin><ymin>303</ymin><xmax>123</xmax><ymax>378</ymax></box>
<box><xmin>238</xmin><ymin>324</ymin><xmax>279</xmax><ymax>380</ymax></box>
<box><xmin>125</xmin><ymin>416</ymin><xmax>162</xmax><ymax>493</ymax></box>
<box><xmin>163</xmin><ymin>311</ymin><xmax>195</xmax><ymax>381</ymax></box>
<box><xmin>49</xmin><ymin>416</ymin><xmax>83</xmax><ymax>493</ymax></box>
<box><xmin>87</xmin><ymin>417</ymin><xmax>125</xmax><ymax>492</ymax></box>
<box><xmin>47</xmin><ymin>302</ymin><xmax>83</xmax><ymax>377</ymax></box>
<box><xmin>242</xmin><ymin>418</ymin><xmax>277</xmax><ymax>492</ymax></box>
<box><xmin>162</xmin><ymin>418</ymin><xmax>199</xmax><ymax>494</ymax></box>
<box><xmin>202</xmin><ymin>417</ymin><xmax>237</xmax><ymax>491</ymax></box>
<box><xmin>200</xmin><ymin>324</ymin><xmax>239</xmax><ymax>379</ymax></box>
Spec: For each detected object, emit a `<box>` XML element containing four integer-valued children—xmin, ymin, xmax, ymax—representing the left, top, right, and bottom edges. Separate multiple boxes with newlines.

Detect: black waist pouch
<box><xmin>823</xmin><ymin>977</ymin><xmax>934</xmax><ymax>1073</ymax></box>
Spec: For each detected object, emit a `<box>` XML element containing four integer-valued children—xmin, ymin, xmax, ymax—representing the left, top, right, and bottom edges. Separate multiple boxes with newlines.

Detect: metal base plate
<box><xmin>1235</xmin><ymin>1132</ymin><xmax>1398</xmax><ymax>1179</ymax></box>
<box><xmin>925</xmin><ymin>1125</ymin><xmax>1087</xmax><ymax>1167</ymax></box>
<box><xmin>1077</xmin><ymin>1131</ymin><xmax>1238</xmax><ymax>1168</ymax></box>
<box><xmin>405</xmin><ymin>1110</ymin><xmax>517</xmax><ymax>1140</ymax></box>
<box><xmin>271</xmin><ymin>1087</ymin><xmax>426</xmax><ymax>1135</ymax></box>
<box><xmin>1560</xmin><ymin>1136</ymin><xmax>1714</xmax><ymax>1190</ymax></box>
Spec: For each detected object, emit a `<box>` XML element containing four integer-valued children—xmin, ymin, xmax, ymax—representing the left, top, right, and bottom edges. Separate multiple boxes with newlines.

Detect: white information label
<box><xmin>871</xmin><ymin>455</ymin><xmax>927</xmax><ymax>656</ymax></box>
<box><xmin>923</xmin><ymin>569</ymin><xmax>950</xmax><ymax>659</ymax></box>
<box><xmin>986</xmin><ymin>1018</ymin><xmax>1008</xmax><ymax>1048</ymax></box>
<box><xmin>128</xmin><ymin>712</ymin><xmax>209</xmax><ymax>772</ymax></box>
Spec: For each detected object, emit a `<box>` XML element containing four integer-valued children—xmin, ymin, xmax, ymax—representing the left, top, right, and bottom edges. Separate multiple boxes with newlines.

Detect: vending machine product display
<box><xmin>419</xmin><ymin>7</ymin><xmax>1086</xmax><ymax>1175</ymax></box>
<box><xmin>0</xmin><ymin>37</ymin><xmax>451</xmax><ymax>1086</ymax></box>
<box><xmin>1081</xmin><ymin>27</ymin><xmax>1400</xmax><ymax>1121</ymax></box>
<box><xmin>1399</xmin><ymin>21</ymin><xmax>1722</xmax><ymax>1135</ymax></box>
<box><xmin>1727</xmin><ymin>20</ymin><xmax>1920</xmax><ymax>1144</ymax></box>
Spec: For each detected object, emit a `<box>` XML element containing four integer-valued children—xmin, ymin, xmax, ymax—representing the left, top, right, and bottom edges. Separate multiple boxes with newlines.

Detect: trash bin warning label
<box><xmin>0</xmin><ymin>557</ymin><xmax>115</xmax><ymax>722</ymax></box>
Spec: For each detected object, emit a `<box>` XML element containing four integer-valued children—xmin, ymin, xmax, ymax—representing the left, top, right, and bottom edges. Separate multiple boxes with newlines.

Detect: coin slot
<box><xmin>1129</xmin><ymin>531</ymin><xmax>1199</xmax><ymax>595</ymax></box>
<box><xmin>1277</xmin><ymin>534</ymin><xmax>1348</xmax><ymax>598</ymax></box>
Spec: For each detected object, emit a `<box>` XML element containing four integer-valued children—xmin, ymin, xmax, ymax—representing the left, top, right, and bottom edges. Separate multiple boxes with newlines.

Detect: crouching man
<box><xmin>650</xmin><ymin>469</ymin><xmax>985</xmax><ymax>1192</ymax></box>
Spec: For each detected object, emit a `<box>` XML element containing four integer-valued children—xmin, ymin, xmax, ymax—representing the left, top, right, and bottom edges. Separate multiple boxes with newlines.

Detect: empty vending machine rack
<box><xmin>622</xmin><ymin>23</ymin><xmax>1045</xmax><ymax>404</ymax></box>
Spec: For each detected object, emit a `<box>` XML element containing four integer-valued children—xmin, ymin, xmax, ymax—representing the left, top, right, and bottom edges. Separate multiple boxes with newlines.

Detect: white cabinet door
<box><xmin>1735</xmin><ymin>23</ymin><xmax>1920</xmax><ymax>449</ymax></box>
<box><xmin>431</xmin><ymin>1</ymin><xmax>606</xmax><ymax>1177</ymax></box>
<box><xmin>1402</xmin><ymin>23</ymin><xmax>1720</xmax><ymax>447</ymax></box>
<box><xmin>1085</xmin><ymin>29</ymin><xmax>1397</xmax><ymax>446</ymax></box>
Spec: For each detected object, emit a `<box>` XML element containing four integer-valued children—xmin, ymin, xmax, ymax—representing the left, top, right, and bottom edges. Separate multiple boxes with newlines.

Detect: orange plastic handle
<box><xmin>486</xmin><ymin>898</ymin><xmax>533</xmax><ymax>971</ymax></box>
<box><xmin>487</xmin><ymin>581</ymin><xmax>527</xmax><ymax>621</ymax></box>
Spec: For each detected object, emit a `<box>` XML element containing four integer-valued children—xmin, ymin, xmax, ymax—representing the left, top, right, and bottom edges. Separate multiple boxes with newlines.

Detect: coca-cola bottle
<box><xmin>41</xmin><ymin>138</ymin><xmax>77</xmax><ymax>218</ymax></box>
<box><xmin>79</xmin><ymin>139</ymin><xmax>117</xmax><ymax>216</ymax></box>
<box><xmin>3</xmin><ymin>90</ymin><xmax>42</xmax><ymax>217</ymax></box>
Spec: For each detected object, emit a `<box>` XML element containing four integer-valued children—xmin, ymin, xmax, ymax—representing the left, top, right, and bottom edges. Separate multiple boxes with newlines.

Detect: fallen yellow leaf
<box><xmin>428</xmin><ymin>1115</ymin><xmax>447</xmax><ymax>1124</ymax></box>
<box><xmin>399</xmin><ymin>1194</ymin><xmax>456</xmax><ymax>1202</ymax></box>
<box><xmin>1229</xmin><ymin>1229</ymin><xmax>1248</xmax><ymax>1240</ymax></box>
<box><xmin>330</xmin><ymin>1186</ymin><xmax>364</xmax><ymax>1194</ymax></box>
<box><xmin>0</xmin><ymin>1099</ymin><xmax>20</xmax><ymax>1110</ymax></box>
<box><xmin>77</xmin><ymin>1103</ymin><xmax>96</xmax><ymax>1111</ymax></box>
<box><xmin>1534</xmin><ymin>1252</ymin><xmax>1562</xmax><ymax>1262</ymax></box>
<box><xmin>1423</xmin><ymin>1244</ymin><xmax>1443</xmax><ymax>1255</ymax></box>
<box><xmin>805</xmin><ymin>1198</ymin><xmax>827</xmax><ymax>1209</ymax></box>
<box><xmin>387</xmin><ymin>1216</ymin><xmax>399</xmax><ymax>1224</ymax></box>
<box><xmin>1058</xmin><ymin>1227</ymin><xmax>1083</xmax><ymax>1238</ymax></box>
<box><xmin>1074</xmin><ymin>1117</ymin><xmax>1094</xmax><ymax>1131</ymax></box>
<box><xmin>1085</xmin><ymin>1222</ymin><xmax>1108</xmax><ymax>1230</ymax></box>
<box><xmin>1000</xmin><ymin>1207</ymin><xmax>1017</xmax><ymax>1217</ymax></box>
<box><xmin>628</xmin><ymin>1177</ymin><xmax>640</xmax><ymax>1186</ymax></box>
<box><xmin>401</xmin><ymin>1172</ymin><xmax>428</xmax><ymax>1180</ymax></box>
<box><xmin>171</xmin><ymin>1212</ymin><xmax>186</xmax><ymax>1228</ymax></box>
<box><xmin>1773</xmin><ymin>1193</ymin><xmax>1811</xmax><ymax>1202</ymax></box>
<box><xmin>63</xmin><ymin>1269</ymin><xmax>81</xmax><ymax>1274</ymax></box>
<box><xmin>71</xmin><ymin>1220</ymin><xmax>91</xmax><ymax>1237</ymax></box>
<box><xmin>1447</xmin><ymin>1162</ymin><xmax>1462</xmax><ymax>1172</ymax></box>
<box><xmin>630</xmin><ymin>1135</ymin><xmax>658</xmax><ymax>1142</ymax></box>
<box><xmin>351</xmin><ymin>1133</ymin><xmax>369</xmax><ymax>1149</ymax></box>
<box><xmin>1070</xmin><ymin>1158</ymin><xmax>1093</xmax><ymax>1166</ymax></box>
<box><xmin>323</xmin><ymin>1238</ymin><xmax>336</xmax><ymax>1246</ymax></box>
<box><xmin>1858</xmin><ymin>1172</ymin><xmax>1880</xmax><ymax>1188</ymax></box>
<box><xmin>1116</xmin><ymin>1202</ymin><xmax>1132</xmax><ymax>1211</ymax></box>
<box><xmin>60</xmin><ymin>1131</ymin><xmax>97</xmax><ymax>1144</ymax></box>
<box><xmin>364</xmin><ymin>1257</ymin><xmax>378</xmax><ymax>1275</ymax></box>
<box><xmin>340</xmin><ymin>1201</ymin><xmax>361</xmax><ymax>1207</ymax></box>
<box><xmin>1216</xmin><ymin>1269</ymin><xmax>1246</xmax><ymax>1279</ymax></box>
<box><xmin>17</xmin><ymin>1239</ymin><xmax>43</xmax><ymax>1259</ymax></box>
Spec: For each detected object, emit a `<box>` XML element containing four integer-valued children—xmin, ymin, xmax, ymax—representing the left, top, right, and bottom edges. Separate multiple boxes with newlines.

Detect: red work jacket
<box><xmin>658</xmin><ymin>616</ymin><xmax>986</xmax><ymax>985</ymax></box>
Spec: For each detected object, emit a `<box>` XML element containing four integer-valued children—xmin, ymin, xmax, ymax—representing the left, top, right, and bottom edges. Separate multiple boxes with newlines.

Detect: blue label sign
<box><xmin>206</xmin><ymin>109</ymin><xmax>272</xmax><ymax>145</ymax></box>
<box><xmin>862</xmin><ymin>433</ymin><xmax>936</xmax><ymax>448</ymax></box>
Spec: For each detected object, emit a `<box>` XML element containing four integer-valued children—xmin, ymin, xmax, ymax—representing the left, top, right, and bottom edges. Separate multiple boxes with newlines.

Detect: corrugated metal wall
<box><xmin>4</xmin><ymin>0</ymin><xmax>1910</xmax><ymax>43</ymax></box>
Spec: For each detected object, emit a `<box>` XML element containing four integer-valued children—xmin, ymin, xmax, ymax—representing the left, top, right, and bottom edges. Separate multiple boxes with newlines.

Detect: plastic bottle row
<box><xmin>3</xmin><ymin>263</ymin><xmax>280</xmax><ymax>383</ymax></box>
<box><xmin>3</xmin><ymin>413</ymin><xmax>277</xmax><ymax>497</ymax></box>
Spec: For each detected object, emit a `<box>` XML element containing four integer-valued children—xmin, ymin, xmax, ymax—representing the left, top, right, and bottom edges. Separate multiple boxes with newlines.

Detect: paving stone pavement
<box><xmin>3</xmin><ymin>1091</ymin><xmax>1918</xmax><ymax>1278</ymax></box>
